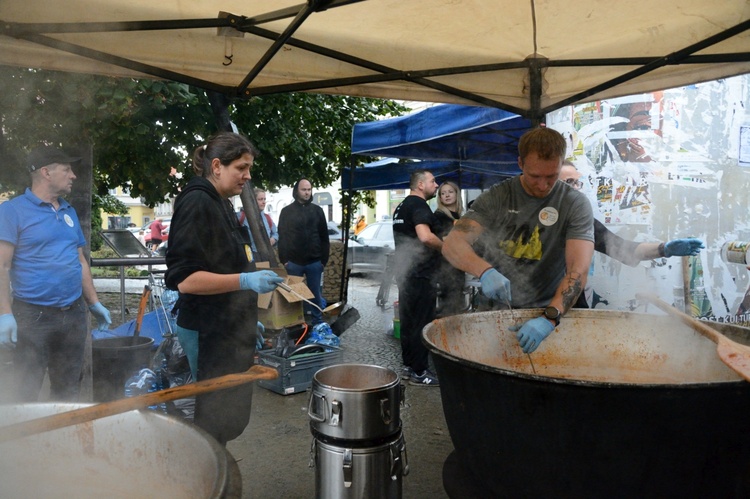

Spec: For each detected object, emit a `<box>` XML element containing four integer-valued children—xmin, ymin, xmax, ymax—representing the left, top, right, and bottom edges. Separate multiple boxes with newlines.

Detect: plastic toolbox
<box><xmin>257</xmin><ymin>346</ymin><xmax>343</xmax><ymax>395</ymax></box>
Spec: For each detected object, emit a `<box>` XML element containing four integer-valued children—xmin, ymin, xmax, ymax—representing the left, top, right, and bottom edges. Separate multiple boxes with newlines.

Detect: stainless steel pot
<box><xmin>423</xmin><ymin>309</ymin><xmax>750</xmax><ymax>498</ymax></box>
<box><xmin>0</xmin><ymin>403</ymin><xmax>241</xmax><ymax>498</ymax></box>
<box><xmin>308</xmin><ymin>364</ymin><xmax>402</xmax><ymax>440</ymax></box>
<box><xmin>311</xmin><ymin>431</ymin><xmax>408</xmax><ymax>499</ymax></box>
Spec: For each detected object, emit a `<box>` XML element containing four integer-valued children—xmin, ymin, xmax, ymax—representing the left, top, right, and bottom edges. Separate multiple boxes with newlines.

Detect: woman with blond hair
<box><xmin>434</xmin><ymin>181</ymin><xmax>466</xmax><ymax>316</ymax></box>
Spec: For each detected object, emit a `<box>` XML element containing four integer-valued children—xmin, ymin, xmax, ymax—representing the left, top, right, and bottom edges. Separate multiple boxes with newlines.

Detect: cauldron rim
<box><xmin>423</xmin><ymin>308</ymin><xmax>750</xmax><ymax>388</ymax></box>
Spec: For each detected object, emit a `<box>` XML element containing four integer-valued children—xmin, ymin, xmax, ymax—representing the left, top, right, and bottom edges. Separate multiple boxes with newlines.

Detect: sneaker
<box><xmin>409</xmin><ymin>369</ymin><xmax>439</xmax><ymax>387</ymax></box>
<box><xmin>400</xmin><ymin>366</ymin><xmax>413</xmax><ymax>381</ymax></box>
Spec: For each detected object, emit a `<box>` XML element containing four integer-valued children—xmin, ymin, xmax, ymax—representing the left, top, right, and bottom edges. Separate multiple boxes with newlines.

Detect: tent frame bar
<box><xmin>2</xmin><ymin>10</ymin><xmax>748</xmax><ymax>121</ymax></box>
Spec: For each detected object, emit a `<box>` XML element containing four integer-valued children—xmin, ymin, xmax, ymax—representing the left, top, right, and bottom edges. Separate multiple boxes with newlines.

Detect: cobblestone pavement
<box><xmin>228</xmin><ymin>275</ymin><xmax>453</xmax><ymax>499</ymax></box>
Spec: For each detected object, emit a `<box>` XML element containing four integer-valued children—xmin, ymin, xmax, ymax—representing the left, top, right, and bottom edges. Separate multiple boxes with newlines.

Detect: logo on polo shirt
<box><xmin>64</xmin><ymin>214</ymin><xmax>75</xmax><ymax>227</ymax></box>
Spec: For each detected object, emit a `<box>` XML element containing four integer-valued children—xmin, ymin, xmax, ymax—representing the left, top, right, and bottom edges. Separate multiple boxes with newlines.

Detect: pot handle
<box><xmin>307</xmin><ymin>392</ymin><xmax>328</xmax><ymax>423</ymax></box>
<box><xmin>390</xmin><ymin>433</ymin><xmax>409</xmax><ymax>478</ymax></box>
<box><xmin>380</xmin><ymin>397</ymin><xmax>392</xmax><ymax>425</ymax></box>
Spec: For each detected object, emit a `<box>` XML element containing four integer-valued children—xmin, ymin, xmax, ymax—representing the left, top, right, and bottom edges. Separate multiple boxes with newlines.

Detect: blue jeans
<box><xmin>285</xmin><ymin>260</ymin><xmax>326</xmax><ymax>324</ymax></box>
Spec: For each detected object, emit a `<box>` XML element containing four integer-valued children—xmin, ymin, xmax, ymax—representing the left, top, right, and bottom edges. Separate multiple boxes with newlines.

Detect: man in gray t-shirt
<box><xmin>443</xmin><ymin>127</ymin><xmax>594</xmax><ymax>354</ymax></box>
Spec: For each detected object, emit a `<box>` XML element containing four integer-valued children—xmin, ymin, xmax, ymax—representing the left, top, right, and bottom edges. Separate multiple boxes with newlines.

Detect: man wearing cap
<box><xmin>0</xmin><ymin>145</ymin><xmax>112</xmax><ymax>401</ymax></box>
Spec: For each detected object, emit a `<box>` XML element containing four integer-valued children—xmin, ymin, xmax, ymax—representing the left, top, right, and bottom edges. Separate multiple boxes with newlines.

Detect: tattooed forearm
<box><xmin>560</xmin><ymin>271</ymin><xmax>583</xmax><ymax>312</ymax></box>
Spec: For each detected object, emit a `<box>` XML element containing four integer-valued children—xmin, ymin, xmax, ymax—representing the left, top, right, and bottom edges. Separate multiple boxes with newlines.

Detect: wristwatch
<box><xmin>542</xmin><ymin>306</ymin><xmax>561</xmax><ymax>327</ymax></box>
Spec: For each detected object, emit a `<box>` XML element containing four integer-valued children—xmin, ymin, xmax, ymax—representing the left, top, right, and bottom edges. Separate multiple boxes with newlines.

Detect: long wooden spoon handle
<box><xmin>0</xmin><ymin>364</ymin><xmax>278</xmax><ymax>444</ymax></box>
<box><xmin>637</xmin><ymin>292</ymin><xmax>721</xmax><ymax>344</ymax></box>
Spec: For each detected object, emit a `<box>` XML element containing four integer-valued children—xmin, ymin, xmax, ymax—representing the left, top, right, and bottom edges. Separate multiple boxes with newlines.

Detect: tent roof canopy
<box><xmin>346</xmin><ymin>104</ymin><xmax>530</xmax><ymax>191</ymax></box>
<box><xmin>341</xmin><ymin>159</ymin><xmax>518</xmax><ymax>191</ymax></box>
<box><xmin>1</xmin><ymin>1</ymin><xmax>748</xmax><ymax>121</ymax></box>
<box><xmin>351</xmin><ymin>104</ymin><xmax>532</xmax><ymax>163</ymax></box>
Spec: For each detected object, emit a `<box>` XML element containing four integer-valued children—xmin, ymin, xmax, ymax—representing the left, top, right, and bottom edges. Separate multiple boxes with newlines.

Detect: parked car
<box><xmin>327</xmin><ymin>221</ymin><xmax>346</xmax><ymax>242</ymax></box>
<box><xmin>348</xmin><ymin>221</ymin><xmax>394</xmax><ymax>274</ymax></box>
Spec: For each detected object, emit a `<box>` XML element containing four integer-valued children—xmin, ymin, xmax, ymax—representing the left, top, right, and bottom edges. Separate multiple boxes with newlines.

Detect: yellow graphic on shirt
<box><xmin>498</xmin><ymin>225</ymin><xmax>542</xmax><ymax>261</ymax></box>
<box><xmin>245</xmin><ymin>244</ymin><xmax>253</xmax><ymax>262</ymax></box>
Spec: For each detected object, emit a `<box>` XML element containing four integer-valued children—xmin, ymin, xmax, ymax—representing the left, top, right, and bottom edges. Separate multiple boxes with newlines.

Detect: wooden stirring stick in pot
<box><xmin>637</xmin><ymin>292</ymin><xmax>750</xmax><ymax>382</ymax></box>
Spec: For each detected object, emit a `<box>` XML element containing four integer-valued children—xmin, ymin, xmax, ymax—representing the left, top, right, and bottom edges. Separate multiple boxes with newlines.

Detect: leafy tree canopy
<box><xmin>0</xmin><ymin>67</ymin><xmax>406</xmax><ymax>207</ymax></box>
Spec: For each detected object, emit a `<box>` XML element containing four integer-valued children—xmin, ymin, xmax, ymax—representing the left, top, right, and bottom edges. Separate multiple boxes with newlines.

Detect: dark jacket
<box><xmin>165</xmin><ymin>176</ymin><xmax>258</xmax><ymax>443</ymax></box>
<box><xmin>278</xmin><ymin>200</ymin><xmax>330</xmax><ymax>266</ymax></box>
<box><xmin>165</xmin><ymin>176</ymin><xmax>257</xmax><ymax>333</ymax></box>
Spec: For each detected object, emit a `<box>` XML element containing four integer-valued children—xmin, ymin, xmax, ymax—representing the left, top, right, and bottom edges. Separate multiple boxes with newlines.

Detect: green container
<box><xmin>393</xmin><ymin>319</ymin><xmax>400</xmax><ymax>339</ymax></box>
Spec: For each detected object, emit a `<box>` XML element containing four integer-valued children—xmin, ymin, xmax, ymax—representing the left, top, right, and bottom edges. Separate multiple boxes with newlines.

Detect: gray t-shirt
<box><xmin>464</xmin><ymin>176</ymin><xmax>594</xmax><ymax>308</ymax></box>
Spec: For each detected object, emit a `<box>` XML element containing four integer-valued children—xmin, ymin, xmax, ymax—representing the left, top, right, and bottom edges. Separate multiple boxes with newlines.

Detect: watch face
<box><xmin>544</xmin><ymin>306</ymin><xmax>560</xmax><ymax>320</ymax></box>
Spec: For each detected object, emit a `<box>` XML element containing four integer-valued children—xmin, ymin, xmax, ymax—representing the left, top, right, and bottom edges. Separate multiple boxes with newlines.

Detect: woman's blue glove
<box><xmin>0</xmin><ymin>313</ymin><xmax>17</xmax><ymax>348</ymax></box>
<box><xmin>664</xmin><ymin>238</ymin><xmax>704</xmax><ymax>257</ymax></box>
<box><xmin>240</xmin><ymin>270</ymin><xmax>284</xmax><ymax>294</ymax></box>
<box><xmin>509</xmin><ymin>316</ymin><xmax>555</xmax><ymax>354</ymax></box>
<box><xmin>479</xmin><ymin>268</ymin><xmax>511</xmax><ymax>303</ymax></box>
<box><xmin>88</xmin><ymin>302</ymin><xmax>112</xmax><ymax>332</ymax></box>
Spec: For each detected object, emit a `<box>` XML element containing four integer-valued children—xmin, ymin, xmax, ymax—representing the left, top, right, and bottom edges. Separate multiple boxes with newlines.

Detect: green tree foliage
<box><xmin>0</xmin><ymin>67</ymin><xmax>406</xmax><ymax>210</ymax></box>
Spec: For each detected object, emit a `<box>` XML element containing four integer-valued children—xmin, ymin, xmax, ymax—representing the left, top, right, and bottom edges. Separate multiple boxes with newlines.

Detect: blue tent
<box><xmin>341</xmin><ymin>158</ymin><xmax>515</xmax><ymax>191</ymax></box>
<box><xmin>345</xmin><ymin>104</ymin><xmax>533</xmax><ymax>190</ymax></box>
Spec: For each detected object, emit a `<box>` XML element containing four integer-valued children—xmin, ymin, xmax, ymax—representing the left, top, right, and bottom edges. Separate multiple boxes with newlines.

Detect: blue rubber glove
<box><xmin>240</xmin><ymin>270</ymin><xmax>284</xmax><ymax>294</ymax></box>
<box><xmin>509</xmin><ymin>316</ymin><xmax>555</xmax><ymax>354</ymax></box>
<box><xmin>0</xmin><ymin>313</ymin><xmax>18</xmax><ymax>348</ymax></box>
<box><xmin>88</xmin><ymin>302</ymin><xmax>112</xmax><ymax>332</ymax></box>
<box><xmin>479</xmin><ymin>268</ymin><xmax>511</xmax><ymax>303</ymax></box>
<box><xmin>664</xmin><ymin>238</ymin><xmax>704</xmax><ymax>257</ymax></box>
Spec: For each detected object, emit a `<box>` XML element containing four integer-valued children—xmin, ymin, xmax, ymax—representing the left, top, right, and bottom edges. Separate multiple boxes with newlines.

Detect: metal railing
<box><xmin>90</xmin><ymin>257</ymin><xmax>166</xmax><ymax>322</ymax></box>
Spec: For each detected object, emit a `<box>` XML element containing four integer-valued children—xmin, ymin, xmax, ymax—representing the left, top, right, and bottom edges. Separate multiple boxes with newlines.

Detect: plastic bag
<box><xmin>304</xmin><ymin>322</ymin><xmax>340</xmax><ymax>350</ymax></box>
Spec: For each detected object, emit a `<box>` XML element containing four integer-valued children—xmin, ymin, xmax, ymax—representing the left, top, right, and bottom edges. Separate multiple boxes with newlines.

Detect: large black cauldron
<box><xmin>423</xmin><ymin>309</ymin><xmax>750</xmax><ymax>499</ymax></box>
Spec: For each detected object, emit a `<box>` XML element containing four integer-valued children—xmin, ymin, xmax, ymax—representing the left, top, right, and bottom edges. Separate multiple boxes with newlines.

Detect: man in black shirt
<box><xmin>278</xmin><ymin>178</ymin><xmax>330</xmax><ymax>324</ymax></box>
<box><xmin>392</xmin><ymin>170</ymin><xmax>442</xmax><ymax>386</ymax></box>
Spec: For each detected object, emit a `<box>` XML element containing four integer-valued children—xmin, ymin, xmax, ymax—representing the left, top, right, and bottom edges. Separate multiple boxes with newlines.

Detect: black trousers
<box><xmin>12</xmin><ymin>297</ymin><xmax>87</xmax><ymax>402</ymax></box>
<box><xmin>397</xmin><ymin>276</ymin><xmax>436</xmax><ymax>373</ymax></box>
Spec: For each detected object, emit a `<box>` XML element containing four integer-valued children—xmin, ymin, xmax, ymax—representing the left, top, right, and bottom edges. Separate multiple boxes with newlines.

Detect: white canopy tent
<box><xmin>1</xmin><ymin>0</ymin><xmax>748</xmax><ymax>121</ymax></box>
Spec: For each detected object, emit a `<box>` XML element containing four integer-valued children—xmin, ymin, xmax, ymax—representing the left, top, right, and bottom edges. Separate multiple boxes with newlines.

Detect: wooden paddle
<box><xmin>132</xmin><ymin>284</ymin><xmax>151</xmax><ymax>342</ymax></box>
<box><xmin>0</xmin><ymin>364</ymin><xmax>278</xmax><ymax>444</ymax></box>
<box><xmin>637</xmin><ymin>292</ymin><xmax>750</xmax><ymax>382</ymax></box>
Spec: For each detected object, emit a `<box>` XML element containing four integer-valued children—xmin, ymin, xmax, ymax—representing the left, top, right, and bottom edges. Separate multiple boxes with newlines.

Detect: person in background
<box><xmin>278</xmin><ymin>178</ymin><xmax>330</xmax><ymax>325</ymax></box>
<box><xmin>559</xmin><ymin>161</ymin><xmax>705</xmax><ymax>307</ymax></box>
<box><xmin>0</xmin><ymin>145</ymin><xmax>111</xmax><ymax>401</ymax></box>
<box><xmin>393</xmin><ymin>170</ymin><xmax>442</xmax><ymax>386</ymax></box>
<box><xmin>148</xmin><ymin>217</ymin><xmax>166</xmax><ymax>252</ymax></box>
<box><xmin>165</xmin><ymin>132</ymin><xmax>283</xmax><ymax>445</ymax></box>
<box><xmin>443</xmin><ymin>127</ymin><xmax>595</xmax><ymax>354</ymax></box>
<box><xmin>354</xmin><ymin>215</ymin><xmax>367</xmax><ymax>235</ymax></box>
<box><xmin>433</xmin><ymin>181</ymin><xmax>467</xmax><ymax>316</ymax></box>
<box><xmin>254</xmin><ymin>188</ymin><xmax>278</xmax><ymax>247</ymax></box>
<box><xmin>238</xmin><ymin>187</ymin><xmax>279</xmax><ymax>261</ymax></box>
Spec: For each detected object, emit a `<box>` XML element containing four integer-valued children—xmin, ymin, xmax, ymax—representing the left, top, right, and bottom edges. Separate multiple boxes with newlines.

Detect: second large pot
<box><xmin>308</xmin><ymin>364</ymin><xmax>402</xmax><ymax>441</ymax></box>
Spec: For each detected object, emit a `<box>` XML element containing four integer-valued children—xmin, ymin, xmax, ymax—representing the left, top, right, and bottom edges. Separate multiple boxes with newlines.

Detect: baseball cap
<box><xmin>27</xmin><ymin>146</ymin><xmax>81</xmax><ymax>172</ymax></box>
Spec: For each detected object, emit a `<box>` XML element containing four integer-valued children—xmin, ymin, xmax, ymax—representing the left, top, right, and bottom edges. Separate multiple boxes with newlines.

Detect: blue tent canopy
<box><xmin>345</xmin><ymin>104</ymin><xmax>532</xmax><ymax>190</ymax></box>
<box><xmin>341</xmin><ymin>159</ymin><xmax>517</xmax><ymax>191</ymax></box>
<box><xmin>351</xmin><ymin>104</ymin><xmax>533</xmax><ymax>164</ymax></box>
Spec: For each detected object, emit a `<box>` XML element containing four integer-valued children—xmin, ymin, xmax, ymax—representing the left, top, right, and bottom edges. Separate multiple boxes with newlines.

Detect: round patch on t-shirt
<box><xmin>538</xmin><ymin>207</ymin><xmax>559</xmax><ymax>226</ymax></box>
<box><xmin>64</xmin><ymin>214</ymin><xmax>75</xmax><ymax>227</ymax></box>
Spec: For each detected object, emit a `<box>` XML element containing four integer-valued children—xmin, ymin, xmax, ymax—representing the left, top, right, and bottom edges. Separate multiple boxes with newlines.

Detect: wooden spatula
<box><xmin>637</xmin><ymin>292</ymin><xmax>750</xmax><ymax>382</ymax></box>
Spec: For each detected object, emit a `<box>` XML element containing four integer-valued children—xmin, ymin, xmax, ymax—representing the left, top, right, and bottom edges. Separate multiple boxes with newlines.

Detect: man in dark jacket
<box><xmin>278</xmin><ymin>178</ymin><xmax>330</xmax><ymax>324</ymax></box>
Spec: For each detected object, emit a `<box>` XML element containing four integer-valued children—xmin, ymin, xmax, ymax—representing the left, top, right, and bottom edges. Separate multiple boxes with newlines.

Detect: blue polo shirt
<box><xmin>0</xmin><ymin>188</ymin><xmax>86</xmax><ymax>307</ymax></box>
